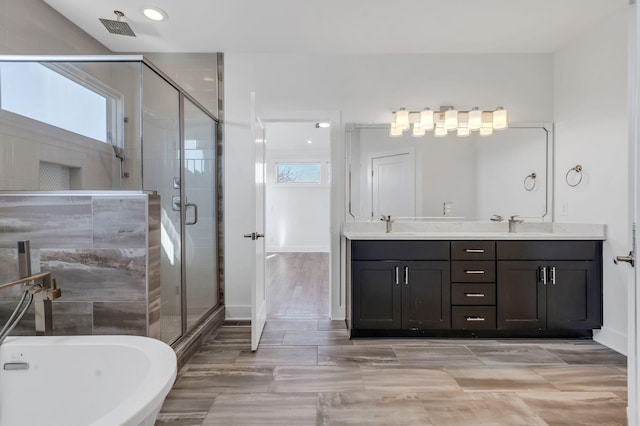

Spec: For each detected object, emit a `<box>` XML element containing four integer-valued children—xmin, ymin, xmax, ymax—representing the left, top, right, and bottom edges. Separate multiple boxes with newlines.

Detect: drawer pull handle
<box><xmin>465</xmin><ymin>270</ymin><xmax>485</xmax><ymax>274</ymax></box>
<box><xmin>464</xmin><ymin>249</ymin><xmax>485</xmax><ymax>253</ymax></box>
<box><xmin>465</xmin><ymin>316</ymin><xmax>486</xmax><ymax>322</ymax></box>
<box><xmin>465</xmin><ymin>293</ymin><xmax>485</xmax><ymax>297</ymax></box>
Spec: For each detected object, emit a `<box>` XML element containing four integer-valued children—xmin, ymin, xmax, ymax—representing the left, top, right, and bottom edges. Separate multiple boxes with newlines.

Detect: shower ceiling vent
<box><xmin>99</xmin><ymin>10</ymin><xmax>136</xmax><ymax>37</ymax></box>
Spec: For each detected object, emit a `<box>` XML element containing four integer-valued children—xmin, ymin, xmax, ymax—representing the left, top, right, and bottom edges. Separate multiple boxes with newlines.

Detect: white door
<box><xmin>622</xmin><ymin>2</ymin><xmax>639</xmax><ymax>424</ymax></box>
<box><xmin>247</xmin><ymin>92</ymin><xmax>267</xmax><ymax>351</ymax></box>
<box><xmin>371</xmin><ymin>153</ymin><xmax>415</xmax><ymax>218</ymax></box>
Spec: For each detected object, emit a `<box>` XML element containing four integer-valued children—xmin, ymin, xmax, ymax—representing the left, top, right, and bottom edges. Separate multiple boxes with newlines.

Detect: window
<box><xmin>276</xmin><ymin>162</ymin><xmax>321</xmax><ymax>184</ymax></box>
<box><xmin>0</xmin><ymin>62</ymin><xmax>123</xmax><ymax>146</ymax></box>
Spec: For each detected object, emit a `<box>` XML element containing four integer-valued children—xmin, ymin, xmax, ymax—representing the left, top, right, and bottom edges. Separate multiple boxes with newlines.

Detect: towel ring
<box><xmin>523</xmin><ymin>172</ymin><xmax>536</xmax><ymax>191</ymax></box>
<box><xmin>565</xmin><ymin>164</ymin><xmax>583</xmax><ymax>187</ymax></box>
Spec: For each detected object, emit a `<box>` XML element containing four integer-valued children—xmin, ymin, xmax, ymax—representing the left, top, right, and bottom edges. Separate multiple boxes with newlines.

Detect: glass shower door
<box><xmin>142</xmin><ymin>66</ymin><xmax>182</xmax><ymax>344</ymax></box>
<box><xmin>183</xmin><ymin>98</ymin><xmax>218</xmax><ymax>328</ymax></box>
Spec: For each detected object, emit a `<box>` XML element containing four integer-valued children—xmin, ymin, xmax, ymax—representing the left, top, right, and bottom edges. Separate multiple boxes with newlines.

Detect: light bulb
<box><xmin>143</xmin><ymin>7</ymin><xmax>168</xmax><ymax>21</ymax></box>
<box><xmin>492</xmin><ymin>107</ymin><xmax>508</xmax><ymax>130</ymax></box>
<box><xmin>394</xmin><ymin>108</ymin><xmax>410</xmax><ymax>131</ymax></box>
<box><xmin>444</xmin><ymin>107</ymin><xmax>458</xmax><ymax>130</ymax></box>
<box><xmin>419</xmin><ymin>108</ymin><xmax>434</xmax><ymax>131</ymax></box>
<box><xmin>434</xmin><ymin>124</ymin><xmax>447</xmax><ymax>137</ymax></box>
<box><xmin>457</xmin><ymin>126</ymin><xmax>470</xmax><ymax>137</ymax></box>
<box><xmin>479</xmin><ymin>126</ymin><xmax>494</xmax><ymax>136</ymax></box>
<box><xmin>412</xmin><ymin>123</ymin><xmax>425</xmax><ymax>137</ymax></box>
<box><xmin>468</xmin><ymin>107</ymin><xmax>482</xmax><ymax>131</ymax></box>
<box><xmin>389</xmin><ymin>123</ymin><xmax>403</xmax><ymax>137</ymax></box>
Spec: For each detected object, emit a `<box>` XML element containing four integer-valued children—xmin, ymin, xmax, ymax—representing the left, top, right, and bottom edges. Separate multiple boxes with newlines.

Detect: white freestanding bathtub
<box><xmin>0</xmin><ymin>335</ymin><xmax>177</xmax><ymax>426</ymax></box>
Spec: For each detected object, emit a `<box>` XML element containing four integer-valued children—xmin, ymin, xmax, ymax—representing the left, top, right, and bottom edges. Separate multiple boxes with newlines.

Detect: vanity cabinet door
<box><xmin>546</xmin><ymin>261</ymin><xmax>601</xmax><ymax>329</ymax></box>
<box><xmin>352</xmin><ymin>261</ymin><xmax>402</xmax><ymax>329</ymax></box>
<box><xmin>497</xmin><ymin>260</ymin><xmax>601</xmax><ymax>331</ymax></box>
<box><xmin>497</xmin><ymin>261</ymin><xmax>546</xmax><ymax>330</ymax></box>
<box><xmin>401</xmin><ymin>261</ymin><xmax>451</xmax><ymax>329</ymax></box>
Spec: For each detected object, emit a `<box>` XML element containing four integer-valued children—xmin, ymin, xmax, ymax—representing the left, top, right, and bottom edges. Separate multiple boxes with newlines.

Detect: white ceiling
<box><xmin>43</xmin><ymin>0</ymin><xmax>627</xmax><ymax>54</ymax></box>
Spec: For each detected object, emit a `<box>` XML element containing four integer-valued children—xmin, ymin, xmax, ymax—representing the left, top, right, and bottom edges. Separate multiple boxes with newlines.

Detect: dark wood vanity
<box><xmin>347</xmin><ymin>239</ymin><xmax>602</xmax><ymax>338</ymax></box>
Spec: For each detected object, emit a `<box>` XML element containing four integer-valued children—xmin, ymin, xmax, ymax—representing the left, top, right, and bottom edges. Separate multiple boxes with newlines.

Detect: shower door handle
<box><xmin>185</xmin><ymin>202</ymin><xmax>198</xmax><ymax>225</ymax></box>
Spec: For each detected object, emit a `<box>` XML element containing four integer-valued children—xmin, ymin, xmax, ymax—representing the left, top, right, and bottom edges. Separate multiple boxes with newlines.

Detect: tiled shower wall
<box><xmin>0</xmin><ymin>192</ymin><xmax>160</xmax><ymax>337</ymax></box>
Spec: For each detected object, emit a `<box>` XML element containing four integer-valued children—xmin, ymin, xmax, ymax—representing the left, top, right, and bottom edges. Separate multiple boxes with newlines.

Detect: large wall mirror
<box><xmin>346</xmin><ymin>123</ymin><xmax>552</xmax><ymax>221</ymax></box>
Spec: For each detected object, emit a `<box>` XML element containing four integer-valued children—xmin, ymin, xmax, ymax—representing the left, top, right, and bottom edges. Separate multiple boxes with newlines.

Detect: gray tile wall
<box><xmin>0</xmin><ymin>192</ymin><xmax>160</xmax><ymax>337</ymax></box>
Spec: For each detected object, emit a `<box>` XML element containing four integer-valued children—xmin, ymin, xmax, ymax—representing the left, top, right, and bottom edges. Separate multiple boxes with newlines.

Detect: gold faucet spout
<box><xmin>0</xmin><ymin>272</ymin><xmax>52</xmax><ymax>291</ymax></box>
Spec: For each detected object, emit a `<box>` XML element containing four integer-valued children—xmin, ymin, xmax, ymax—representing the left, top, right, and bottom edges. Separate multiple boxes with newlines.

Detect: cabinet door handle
<box><xmin>404</xmin><ymin>266</ymin><xmax>409</xmax><ymax>285</ymax></box>
<box><xmin>465</xmin><ymin>293</ymin><xmax>485</xmax><ymax>297</ymax></box>
<box><xmin>550</xmin><ymin>266</ymin><xmax>556</xmax><ymax>285</ymax></box>
<box><xmin>465</xmin><ymin>270</ymin><xmax>485</xmax><ymax>274</ymax></box>
<box><xmin>465</xmin><ymin>316</ymin><xmax>486</xmax><ymax>322</ymax></box>
<box><xmin>465</xmin><ymin>249</ymin><xmax>485</xmax><ymax>253</ymax></box>
<box><xmin>394</xmin><ymin>266</ymin><xmax>399</xmax><ymax>285</ymax></box>
<box><xmin>540</xmin><ymin>266</ymin><xmax>547</xmax><ymax>285</ymax></box>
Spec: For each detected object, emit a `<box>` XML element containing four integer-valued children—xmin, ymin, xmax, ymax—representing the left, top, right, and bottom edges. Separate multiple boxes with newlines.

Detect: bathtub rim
<box><xmin>0</xmin><ymin>334</ymin><xmax>177</xmax><ymax>426</ymax></box>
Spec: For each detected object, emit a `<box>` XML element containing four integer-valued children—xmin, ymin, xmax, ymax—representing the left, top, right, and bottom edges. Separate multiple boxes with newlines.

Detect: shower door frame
<box><xmin>141</xmin><ymin>57</ymin><xmax>224</xmax><ymax>345</ymax></box>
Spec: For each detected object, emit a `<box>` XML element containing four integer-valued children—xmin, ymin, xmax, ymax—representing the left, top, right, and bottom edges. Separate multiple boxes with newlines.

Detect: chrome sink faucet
<box><xmin>508</xmin><ymin>215</ymin><xmax>524</xmax><ymax>233</ymax></box>
<box><xmin>380</xmin><ymin>215</ymin><xmax>394</xmax><ymax>233</ymax></box>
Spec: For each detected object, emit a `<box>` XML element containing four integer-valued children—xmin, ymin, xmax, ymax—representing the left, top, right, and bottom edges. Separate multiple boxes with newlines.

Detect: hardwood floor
<box><xmin>266</xmin><ymin>252</ymin><xmax>330</xmax><ymax>319</ymax></box>
<box><xmin>157</xmin><ymin>321</ymin><xmax>628</xmax><ymax>425</ymax></box>
<box><xmin>156</xmin><ymin>253</ymin><xmax>628</xmax><ymax>425</ymax></box>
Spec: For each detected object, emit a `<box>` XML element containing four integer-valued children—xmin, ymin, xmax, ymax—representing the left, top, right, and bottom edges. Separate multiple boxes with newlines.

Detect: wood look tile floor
<box><xmin>156</xmin><ymin>253</ymin><xmax>628</xmax><ymax>425</ymax></box>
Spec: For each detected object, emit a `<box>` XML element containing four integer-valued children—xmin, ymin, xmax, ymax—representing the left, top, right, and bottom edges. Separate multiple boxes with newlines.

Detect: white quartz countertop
<box><xmin>342</xmin><ymin>222</ymin><xmax>606</xmax><ymax>241</ymax></box>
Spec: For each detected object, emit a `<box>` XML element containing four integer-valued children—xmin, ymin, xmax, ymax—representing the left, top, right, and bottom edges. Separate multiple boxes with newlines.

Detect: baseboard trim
<box><xmin>593</xmin><ymin>326</ymin><xmax>627</xmax><ymax>355</ymax></box>
<box><xmin>225</xmin><ymin>304</ymin><xmax>251</xmax><ymax>321</ymax></box>
<box><xmin>266</xmin><ymin>246</ymin><xmax>330</xmax><ymax>253</ymax></box>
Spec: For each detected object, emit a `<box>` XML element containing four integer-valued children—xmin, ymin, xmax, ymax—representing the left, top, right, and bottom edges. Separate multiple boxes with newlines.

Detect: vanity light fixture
<box><xmin>391</xmin><ymin>106</ymin><xmax>508</xmax><ymax>138</ymax></box>
<box><xmin>492</xmin><ymin>107</ymin><xmax>508</xmax><ymax>130</ymax></box>
<box><xmin>395</xmin><ymin>107</ymin><xmax>410</xmax><ymax>131</ymax></box>
<box><xmin>389</xmin><ymin>122</ymin><xmax>403</xmax><ymax>137</ymax></box>
<box><xmin>142</xmin><ymin>6</ymin><xmax>168</xmax><ymax>21</ymax></box>
<box><xmin>444</xmin><ymin>107</ymin><xmax>458</xmax><ymax>130</ymax></box>
<box><xmin>468</xmin><ymin>107</ymin><xmax>482</xmax><ymax>131</ymax></box>
<box><xmin>480</xmin><ymin>111</ymin><xmax>494</xmax><ymax>136</ymax></box>
<box><xmin>434</xmin><ymin>123</ymin><xmax>448</xmax><ymax>137</ymax></box>
<box><xmin>419</xmin><ymin>108</ymin><xmax>434</xmax><ymax>131</ymax></box>
<box><xmin>457</xmin><ymin>112</ymin><xmax>470</xmax><ymax>137</ymax></box>
<box><xmin>412</xmin><ymin>123</ymin><xmax>426</xmax><ymax>137</ymax></box>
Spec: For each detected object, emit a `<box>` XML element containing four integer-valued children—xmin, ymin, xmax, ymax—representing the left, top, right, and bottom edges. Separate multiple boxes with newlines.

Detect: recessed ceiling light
<box><xmin>307</xmin><ymin>140</ymin><xmax>313</xmax><ymax>144</ymax></box>
<box><xmin>315</xmin><ymin>122</ymin><xmax>330</xmax><ymax>128</ymax></box>
<box><xmin>142</xmin><ymin>6</ymin><xmax>168</xmax><ymax>21</ymax></box>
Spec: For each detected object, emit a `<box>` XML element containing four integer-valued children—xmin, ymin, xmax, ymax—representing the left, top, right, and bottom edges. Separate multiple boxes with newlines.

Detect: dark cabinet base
<box><xmin>350</xmin><ymin>328</ymin><xmax>594</xmax><ymax>339</ymax></box>
<box><xmin>349</xmin><ymin>239</ymin><xmax>603</xmax><ymax>340</ymax></box>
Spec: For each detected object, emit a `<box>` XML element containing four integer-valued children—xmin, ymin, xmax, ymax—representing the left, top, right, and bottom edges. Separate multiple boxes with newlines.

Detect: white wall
<box><xmin>554</xmin><ymin>9</ymin><xmax>628</xmax><ymax>353</ymax></box>
<box><xmin>0</xmin><ymin>0</ymin><xmax>109</xmax><ymax>55</ymax></box>
<box><xmin>225</xmin><ymin>53</ymin><xmax>554</xmax><ymax>319</ymax></box>
<box><xmin>266</xmin><ymin>148</ymin><xmax>330</xmax><ymax>252</ymax></box>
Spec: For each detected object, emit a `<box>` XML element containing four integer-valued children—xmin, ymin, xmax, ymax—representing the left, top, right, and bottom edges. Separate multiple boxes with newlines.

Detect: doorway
<box><xmin>264</xmin><ymin>121</ymin><xmax>331</xmax><ymax>320</ymax></box>
<box><xmin>371</xmin><ymin>152</ymin><xmax>415</xmax><ymax>218</ymax></box>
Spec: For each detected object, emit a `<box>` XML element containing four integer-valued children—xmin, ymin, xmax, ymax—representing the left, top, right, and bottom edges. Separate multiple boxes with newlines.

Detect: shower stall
<box><xmin>0</xmin><ymin>55</ymin><xmax>223</xmax><ymax>345</ymax></box>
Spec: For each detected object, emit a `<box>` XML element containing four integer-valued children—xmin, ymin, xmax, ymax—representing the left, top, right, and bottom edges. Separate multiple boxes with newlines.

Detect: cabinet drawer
<box><xmin>452</xmin><ymin>306</ymin><xmax>496</xmax><ymax>329</ymax></box>
<box><xmin>451</xmin><ymin>241</ymin><xmax>495</xmax><ymax>260</ymax></box>
<box><xmin>451</xmin><ymin>283</ymin><xmax>496</xmax><ymax>305</ymax></box>
<box><xmin>496</xmin><ymin>241</ymin><xmax>601</xmax><ymax>261</ymax></box>
<box><xmin>451</xmin><ymin>261</ymin><xmax>495</xmax><ymax>282</ymax></box>
<box><xmin>351</xmin><ymin>240</ymin><xmax>450</xmax><ymax>260</ymax></box>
